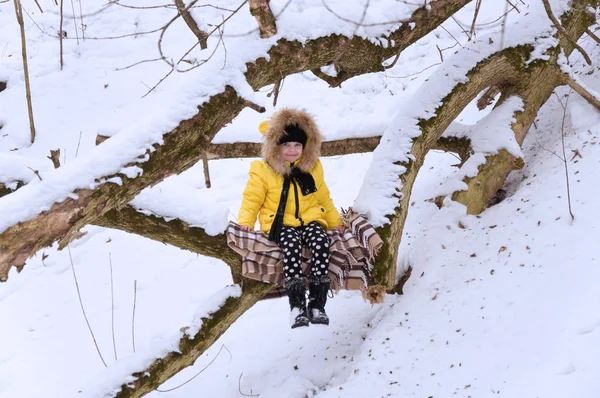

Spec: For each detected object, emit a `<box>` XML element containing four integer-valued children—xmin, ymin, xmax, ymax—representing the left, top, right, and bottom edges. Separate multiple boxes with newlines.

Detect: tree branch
<box><xmin>173</xmin><ymin>0</ymin><xmax>209</xmax><ymax>49</ymax></box>
<box><xmin>207</xmin><ymin>135</ymin><xmax>471</xmax><ymax>161</ymax></box>
<box><xmin>249</xmin><ymin>0</ymin><xmax>277</xmax><ymax>38</ymax></box>
<box><xmin>541</xmin><ymin>0</ymin><xmax>592</xmax><ymax>65</ymax></box>
<box><xmin>564</xmin><ymin>74</ymin><xmax>600</xmax><ymax>112</ymax></box>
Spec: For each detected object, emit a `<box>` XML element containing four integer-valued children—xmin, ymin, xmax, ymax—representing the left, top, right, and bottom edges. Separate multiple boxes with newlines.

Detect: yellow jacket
<box><xmin>238</xmin><ymin>159</ymin><xmax>342</xmax><ymax>232</ymax></box>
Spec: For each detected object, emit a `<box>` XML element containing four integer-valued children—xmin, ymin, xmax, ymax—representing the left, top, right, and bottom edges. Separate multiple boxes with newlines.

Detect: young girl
<box><xmin>238</xmin><ymin>108</ymin><xmax>344</xmax><ymax>329</ymax></box>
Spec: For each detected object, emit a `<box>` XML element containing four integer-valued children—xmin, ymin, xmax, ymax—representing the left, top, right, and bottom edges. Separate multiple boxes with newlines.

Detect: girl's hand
<box><xmin>333</xmin><ymin>226</ymin><xmax>345</xmax><ymax>234</ymax></box>
<box><xmin>240</xmin><ymin>225</ymin><xmax>253</xmax><ymax>232</ymax></box>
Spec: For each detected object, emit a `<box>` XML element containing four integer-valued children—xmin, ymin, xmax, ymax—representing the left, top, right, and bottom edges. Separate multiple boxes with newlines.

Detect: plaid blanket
<box><xmin>226</xmin><ymin>212</ymin><xmax>382</xmax><ymax>299</ymax></box>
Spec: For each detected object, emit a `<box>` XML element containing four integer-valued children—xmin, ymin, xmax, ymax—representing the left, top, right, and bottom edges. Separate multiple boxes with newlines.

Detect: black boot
<box><xmin>307</xmin><ymin>275</ymin><xmax>330</xmax><ymax>325</ymax></box>
<box><xmin>284</xmin><ymin>278</ymin><xmax>309</xmax><ymax>329</ymax></box>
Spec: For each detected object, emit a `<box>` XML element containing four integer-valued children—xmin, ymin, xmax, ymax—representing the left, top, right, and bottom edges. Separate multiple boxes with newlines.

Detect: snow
<box><xmin>3</xmin><ymin>1</ymin><xmax>600</xmax><ymax>398</ymax></box>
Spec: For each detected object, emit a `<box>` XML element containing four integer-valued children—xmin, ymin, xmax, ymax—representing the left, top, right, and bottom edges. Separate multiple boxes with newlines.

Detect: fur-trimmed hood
<box><xmin>261</xmin><ymin>108</ymin><xmax>323</xmax><ymax>176</ymax></box>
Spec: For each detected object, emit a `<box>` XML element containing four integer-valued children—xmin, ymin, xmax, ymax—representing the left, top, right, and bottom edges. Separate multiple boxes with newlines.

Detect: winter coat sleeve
<box><xmin>238</xmin><ymin>161</ymin><xmax>268</xmax><ymax>228</ymax></box>
<box><xmin>314</xmin><ymin>160</ymin><xmax>343</xmax><ymax>229</ymax></box>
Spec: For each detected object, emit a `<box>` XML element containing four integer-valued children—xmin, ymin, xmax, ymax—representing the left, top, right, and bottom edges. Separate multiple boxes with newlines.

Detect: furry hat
<box><xmin>260</xmin><ymin>108</ymin><xmax>323</xmax><ymax>176</ymax></box>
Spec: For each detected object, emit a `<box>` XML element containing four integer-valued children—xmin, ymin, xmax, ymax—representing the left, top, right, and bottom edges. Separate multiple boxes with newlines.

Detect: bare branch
<box><xmin>468</xmin><ymin>0</ymin><xmax>482</xmax><ymax>39</ymax></box>
<box><xmin>542</xmin><ymin>0</ymin><xmax>592</xmax><ymax>65</ymax></box>
<box><xmin>173</xmin><ymin>0</ymin><xmax>209</xmax><ymax>49</ymax></box>
<box><xmin>13</xmin><ymin>0</ymin><xmax>36</xmax><ymax>143</ymax></box>
<box><xmin>585</xmin><ymin>27</ymin><xmax>600</xmax><ymax>45</ymax></box>
<box><xmin>564</xmin><ymin>75</ymin><xmax>600</xmax><ymax>112</ymax></box>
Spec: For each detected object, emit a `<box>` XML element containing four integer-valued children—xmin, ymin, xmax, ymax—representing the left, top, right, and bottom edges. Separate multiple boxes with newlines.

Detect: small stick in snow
<box><xmin>110</xmin><ymin>253</ymin><xmax>118</xmax><ymax>361</ymax></box>
<box><xmin>27</xmin><ymin>166</ymin><xmax>42</xmax><ymax>181</ymax></box>
<box><xmin>47</xmin><ymin>149</ymin><xmax>61</xmax><ymax>168</ymax></box>
<box><xmin>13</xmin><ymin>0</ymin><xmax>36</xmax><ymax>143</ymax></box>
<box><xmin>132</xmin><ymin>279</ymin><xmax>137</xmax><ymax>353</ymax></box>
<box><xmin>69</xmin><ymin>245</ymin><xmax>108</xmax><ymax>368</ymax></box>
<box><xmin>75</xmin><ymin>131</ymin><xmax>82</xmax><ymax>158</ymax></box>
<box><xmin>468</xmin><ymin>0</ymin><xmax>482</xmax><ymax>39</ymax></box>
<box><xmin>559</xmin><ymin>90</ymin><xmax>575</xmax><ymax>220</ymax></box>
<box><xmin>59</xmin><ymin>0</ymin><xmax>64</xmax><ymax>69</ymax></box>
<box><xmin>202</xmin><ymin>152</ymin><xmax>211</xmax><ymax>188</ymax></box>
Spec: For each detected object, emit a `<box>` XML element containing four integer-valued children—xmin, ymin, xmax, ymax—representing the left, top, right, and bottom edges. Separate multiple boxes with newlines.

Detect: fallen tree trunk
<box><xmin>452</xmin><ymin>1</ymin><xmax>595</xmax><ymax>214</ymax></box>
<box><xmin>370</xmin><ymin>48</ymin><xmax>526</xmax><ymax>288</ymax></box>
<box><xmin>0</xmin><ymin>0</ymin><xmax>473</xmax><ymax>281</ymax></box>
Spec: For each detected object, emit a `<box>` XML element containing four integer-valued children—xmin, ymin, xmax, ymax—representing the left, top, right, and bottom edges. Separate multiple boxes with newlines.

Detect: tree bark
<box><xmin>0</xmin><ymin>0</ymin><xmax>473</xmax><ymax>281</ymax></box>
<box><xmin>249</xmin><ymin>0</ymin><xmax>277</xmax><ymax>38</ymax></box>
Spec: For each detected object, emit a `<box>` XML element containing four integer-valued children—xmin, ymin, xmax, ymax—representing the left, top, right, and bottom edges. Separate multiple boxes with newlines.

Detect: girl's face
<box><xmin>280</xmin><ymin>142</ymin><xmax>303</xmax><ymax>163</ymax></box>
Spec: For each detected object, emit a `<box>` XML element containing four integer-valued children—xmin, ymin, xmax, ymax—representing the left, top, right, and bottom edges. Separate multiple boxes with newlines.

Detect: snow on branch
<box><xmin>353</xmin><ymin>0</ymin><xmax>559</xmax><ymax>227</ymax></box>
<box><xmin>434</xmin><ymin>96</ymin><xmax>524</xmax><ymax>199</ymax></box>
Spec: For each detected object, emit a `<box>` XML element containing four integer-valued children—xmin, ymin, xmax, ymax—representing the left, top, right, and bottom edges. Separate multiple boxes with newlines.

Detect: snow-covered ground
<box><xmin>2</xmin><ymin>1</ymin><xmax>600</xmax><ymax>397</ymax></box>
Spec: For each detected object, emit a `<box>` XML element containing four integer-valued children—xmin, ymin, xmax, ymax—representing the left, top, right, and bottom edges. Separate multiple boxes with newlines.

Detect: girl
<box><xmin>238</xmin><ymin>108</ymin><xmax>344</xmax><ymax>329</ymax></box>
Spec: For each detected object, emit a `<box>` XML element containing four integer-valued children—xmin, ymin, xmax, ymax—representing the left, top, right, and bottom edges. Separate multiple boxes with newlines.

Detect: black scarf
<box><xmin>268</xmin><ymin>165</ymin><xmax>317</xmax><ymax>242</ymax></box>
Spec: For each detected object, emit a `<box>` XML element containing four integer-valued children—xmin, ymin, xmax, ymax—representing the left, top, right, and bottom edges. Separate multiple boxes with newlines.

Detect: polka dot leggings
<box><xmin>278</xmin><ymin>221</ymin><xmax>330</xmax><ymax>281</ymax></box>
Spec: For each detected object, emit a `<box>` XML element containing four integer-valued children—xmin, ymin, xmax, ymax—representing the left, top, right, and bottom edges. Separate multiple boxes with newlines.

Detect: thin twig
<box><xmin>78</xmin><ymin>0</ymin><xmax>85</xmax><ymax>40</ymax></box>
<box><xmin>585</xmin><ymin>27</ymin><xmax>600</xmax><ymax>45</ymax></box>
<box><xmin>505</xmin><ymin>0</ymin><xmax>520</xmax><ymax>13</ymax></box>
<box><xmin>559</xmin><ymin>90</ymin><xmax>575</xmax><ymax>220</ymax></box>
<box><xmin>115</xmin><ymin>57</ymin><xmax>163</xmax><ymax>71</ymax></box>
<box><xmin>14</xmin><ymin>0</ymin><xmax>36</xmax><ymax>143</ymax></box>
<box><xmin>132</xmin><ymin>279</ymin><xmax>137</xmax><ymax>353</ymax></box>
<box><xmin>202</xmin><ymin>151</ymin><xmax>211</xmax><ymax>188</ymax></box>
<box><xmin>321</xmin><ymin>0</ymin><xmax>409</xmax><ymax>28</ymax></box>
<box><xmin>156</xmin><ymin>345</ymin><xmax>232</xmax><ymax>392</ymax></box>
<box><xmin>500</xmin><ymin>0</ymin><xmax>508</xmax><ymax>50</ymax></box>
<box><xmin>109</xmin><ymin>253</ymin><xmax>118</xmax><ymax>361</ymax></box>
<box><xmin>468</xmin><ymin>0</ymin><xmax>482</xmax><ymax>39</ymax></box>
<box><xmin>60</xmin><ymin>0</ymin><xmax>64</xmax><ymax>69</ymax></box>
<box><xmin>451</xmin><ymin>15</ymin><xmax>470</xmax><ymax>40</ymax></box>
<box><xmin>69</xmin><ymin>245</ymin><xmax>108</xmax><ymax>368</ymax></box>
<box><xmin>541</xmin><ymin>0</ymin><xmax>592</xmax><ymax>65</ymax></box>
<box><xmin>33</xmin><ymin>0</ymin><xmax>43</xmax><ymax>12</ymax></box>
<box><xmin>70</xmin><ymin>0</ymin><xmax>79</xmax><ymax>44</ymax></box>
<box><xmin>440</xmin><ymin>25</ymin><xmax>463</xmax><ymax>48</ymax></box>
<box><xmin>75</xmin><ymin>131</ymin><xmax>82</xmax><ymax>157</ymax></box>
<box><xmin>218</xmin><ymin>23</ymin><xmax>227</xmax><ymax>70</ymax></box>
<box><xmin>27</xmin><ymin>166</ymin><xmax>42</xmax><ymax>181</ymax></box>
<box><xmin>239</xmin><ymin>372</ymin><xmax>259</xmax><ymax>397</ymax></box>
<box><xmin>386</xmin><ymin>61</ymin><xmax>442</xmax><ymax>79</ymax></box>
<box><xmin>110</xmin><ymin>2</ymin><xmax>234</xmax><ymax>12</ymax></box>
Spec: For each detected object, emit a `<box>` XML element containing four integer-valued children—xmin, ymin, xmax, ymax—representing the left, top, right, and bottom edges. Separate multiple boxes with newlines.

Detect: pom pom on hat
<box><xmin>258</xmin><ymin>120</ymin><xmax>270</xmax><ymax>136</ymax></box>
